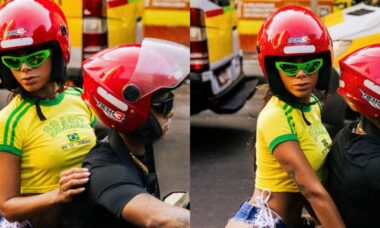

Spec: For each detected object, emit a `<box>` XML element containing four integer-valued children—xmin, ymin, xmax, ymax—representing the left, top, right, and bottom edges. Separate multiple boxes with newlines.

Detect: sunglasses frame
<box><xmin>1</xmin><ymin>49</ymin><xmax>52</xmax><ymax>70</ymax></box>
<box><xmin>275</xmin><ymin>58</ymin><xmax>323</xmax><ymax>77</ymax></box>
<box><xmin>152</xmin><ymin>92</ymin><xmax>175</xmax><ymax>116</ymax></box>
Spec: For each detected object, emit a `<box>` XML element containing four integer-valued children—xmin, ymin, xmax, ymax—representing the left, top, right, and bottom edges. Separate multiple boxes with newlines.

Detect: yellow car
<box><xmin>333</xmin><ymin>0</ymin><xmax>352</xmax><ymax>11</ymax></box>
<box><xmin>143</xmin><ymin>0</ymin><xmax>190</xmax><ymax>46</ymax></box>
<box><xmin>58</xmin><ymin>0</ymin><xmax>144</xmax><ymax>86</ymax></box>
<box><xmin>323</xmin><ymin>2</ymin><xmax>380</xmax><ymax>70</ymax></box>
<box><xmin>191</xmin><ymin>0</ymin><xmax>258</xmax><ymax>114</ymax></box>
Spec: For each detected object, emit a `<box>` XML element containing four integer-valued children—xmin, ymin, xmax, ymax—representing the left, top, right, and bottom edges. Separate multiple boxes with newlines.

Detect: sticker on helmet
<box><xmin>5</xmin><ymin>28</ymin><xmax>26</xmax><ymax>37</ymax></box>
<box><xmin>288</xmin><ymin>36</ymin><xmax>310</xmax><ymax>44</ymax></box>
<box><xmin>283</xmin><ymin>45</ymin><xmax>316</xmax><ymax>54</ymax></box>
<box><xmin>0</xmin><ymin>37</ymin><xmax>33</xmax><ymax>48</ymax></box>
<box><xmin>95</xmin><ymin>96</ymin><xmax>126</xmax><ymax>123</ymax></box>
<box><xmin>360</xmin><ymin>88</ymin><xmax>380</xmax><ymax>110</ymax></box>
<box><xmin>364</xmin><ymin>79</ymin><xmax>380</xmax><ymax>95</ymax></box>
<box><xmin>339</xmin><ymin>80</ymin><xmax>345</xmax><ymax>88</ymax></box>
<box><xmin>97</xmin><ymin>87</ymin><xmax>128</xmax><ymax>111</ymax></box>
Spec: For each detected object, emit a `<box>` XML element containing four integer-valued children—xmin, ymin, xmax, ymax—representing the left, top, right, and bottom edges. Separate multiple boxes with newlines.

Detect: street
<box><xmin>191</xmin><ymin>87</ymin><xmax>265</xmax><ymax>227</ymax></box>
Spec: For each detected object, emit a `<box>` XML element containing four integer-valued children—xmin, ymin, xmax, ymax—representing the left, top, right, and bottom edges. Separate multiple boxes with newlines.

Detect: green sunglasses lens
<box><xmin>302</xmin><ymin>59</ymin><xmax>323</xmax><ymax>74</ymax></box>
<box><xmin>1</xmin><ymin>49</ymin><xmax>51</xmax><ymax>70</ymax></box>
<box><xmin>25</xmin><ymin>53</ymin><xmax>47</xmax><ymax>67</ymax></box>
<box><xmin>2</xmin><ymin>57</ymin><xmax>22</xmax><ymax>70</ymax></box>
<box><xmin>276</xmin><ymin>58</ymin><xmax>323</xmax><ymax>76</ymax></box>
<box><xmin>276</xmin><ymin>62</ymin><xmax>299</xmax><ymax>76</ymax></box>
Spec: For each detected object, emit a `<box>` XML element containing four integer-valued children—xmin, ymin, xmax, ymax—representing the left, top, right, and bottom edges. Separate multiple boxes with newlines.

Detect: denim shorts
<box><xmin>229</xmin><ymin>201</ymin><xmax>288</xmax><ymax>228</ymax></box>
<box><xmin>0</xmin><ymin>215</ymin><xmax>32</xmax><ymax>228</ymax></box>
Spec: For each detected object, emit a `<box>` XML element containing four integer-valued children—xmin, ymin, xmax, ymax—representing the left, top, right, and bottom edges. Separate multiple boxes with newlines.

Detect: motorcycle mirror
<box><xmin>163</xmin><ymin>191</ymin><xmax>190</xmax><ymax>209</ymax></box>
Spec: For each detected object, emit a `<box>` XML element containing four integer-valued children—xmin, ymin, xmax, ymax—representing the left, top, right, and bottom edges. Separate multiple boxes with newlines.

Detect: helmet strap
<box><xmin>130</xmin><ymin>113</ymin><xmax>163</xmax><ymax>144</ymax></box>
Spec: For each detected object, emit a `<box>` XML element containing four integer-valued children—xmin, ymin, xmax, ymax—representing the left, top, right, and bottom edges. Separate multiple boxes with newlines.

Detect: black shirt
<box><xmin>69</xmin><ymin>130</ymin><xmax>160</xmax><ymax>228</ymax></box>
<box><xmin>327</xmin><ymin>119</ymin><xmax>380</xmax><ymax>228</ymax></box>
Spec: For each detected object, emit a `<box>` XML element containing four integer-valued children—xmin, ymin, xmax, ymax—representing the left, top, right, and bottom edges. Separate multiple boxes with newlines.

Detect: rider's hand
<box><xmin>56</xmin><ymin>167</ymin><xmax>90</xmax><ymax>203</ymax></box>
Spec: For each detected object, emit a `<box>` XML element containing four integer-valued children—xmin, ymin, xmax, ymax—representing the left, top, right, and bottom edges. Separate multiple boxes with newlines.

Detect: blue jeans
<box><xmin>229</xmin><ymin>201</ymin><xmax>288</xmax><ymax>228</ymax></box>
<box><xmin>0</xmin><ymin>215</ymin><xmax>32</xmax><ymax>228</ymax></box>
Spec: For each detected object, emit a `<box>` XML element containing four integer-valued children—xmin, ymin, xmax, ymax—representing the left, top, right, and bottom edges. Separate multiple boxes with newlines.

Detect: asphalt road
<box><xmin>191</xmin><ymin>88</ymin><xmax>265</xmax><ymax>227</ymax></box>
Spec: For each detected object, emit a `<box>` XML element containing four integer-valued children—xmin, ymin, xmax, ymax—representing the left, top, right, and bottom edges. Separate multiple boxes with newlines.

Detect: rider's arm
<box><xmin>121</xmin><ymin>193</ymin><xmax>190</xmax><ymax>228</ymax></box>
<box><xmin>0</xmin><ymin>152</ymin><xmax>89</xmax><ymax>222</ymax></box>
<box><xmin>273</xmin><ymin>141</ymin><xmax>345</xmax><ymax>228</ymax></box>
<box><xmin>84</xmin><ymin>147</ymin><xmax>190</xmax><ymax>228</ymax></box>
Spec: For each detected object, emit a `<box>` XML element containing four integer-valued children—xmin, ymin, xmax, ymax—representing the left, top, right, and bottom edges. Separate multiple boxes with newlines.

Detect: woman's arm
<box><xmin>273</xmin><ymin>141</ymin><xmax>345</xmax><ymax>228</ymax></box>
<box><xmin>0</xmin><ymin>152</ymin><xmax>89</xmax><ymax>222</ymax></box>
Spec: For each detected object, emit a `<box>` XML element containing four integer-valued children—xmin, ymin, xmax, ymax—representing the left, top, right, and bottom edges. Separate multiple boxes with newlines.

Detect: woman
<box><xmin>0</xmin><ymin>0</ymin><xmax>96</xmax><ymax>227</ymax></box>
<box><xmin>227</xmin><ymin>6</ymin><xmax>345</xmax><ymax>228</ymax></box>
<box><xmin>327</xmin><ymin>44</ymin><xmax>380</xmax><ymax>227</ymax></box>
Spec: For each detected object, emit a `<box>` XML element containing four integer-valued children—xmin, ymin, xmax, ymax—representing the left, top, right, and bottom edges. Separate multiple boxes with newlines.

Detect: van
<box><xmin>190</xmin><ymin>0</ymin><xmax>258</xmax><ymax>114</ymax></box>
<box><xmin>144</xmin><ymin>0</ymin><xmax>190</xmax><ymax>46</ymax></box>
<box><xmin>57</xmin><ymin>0</ymin><xmax>144</xmax><ymax>86</ymax></box>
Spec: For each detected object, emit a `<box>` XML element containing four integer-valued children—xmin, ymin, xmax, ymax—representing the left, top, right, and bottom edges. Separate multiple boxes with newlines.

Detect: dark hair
<box><xmin>0</xmin><ymin>41</ymin><xmax>66</xmax><ymax>93</ymax></box>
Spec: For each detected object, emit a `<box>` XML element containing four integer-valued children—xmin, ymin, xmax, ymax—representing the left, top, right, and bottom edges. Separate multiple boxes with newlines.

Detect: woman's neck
<box><xmin>295</xmin><ymin>95</ymin><xmax>311</xmax><ymax>104</ymax></box>
<box><xmin>30</xmin><ymin>82</ymin><xmax>60</xmax><ymax>100</ymax></box>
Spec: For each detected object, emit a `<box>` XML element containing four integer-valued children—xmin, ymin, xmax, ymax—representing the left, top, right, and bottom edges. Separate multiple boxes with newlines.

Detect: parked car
<box><xmin>190</xmin><ymin>0</ymin><xmax>258</xmax><ymax>115</ymax></box>
<box><xmin>63</xmin><ymin>0</ymin><xmax>144</xmax><ymax>86</ymax></box>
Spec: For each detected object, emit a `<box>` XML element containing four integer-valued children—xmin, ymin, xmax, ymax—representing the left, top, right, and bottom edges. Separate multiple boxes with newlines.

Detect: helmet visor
<box><xmin>127</xmin><ymin>38</ymin><xmax>189</xmax><ymax>99</ymax></box>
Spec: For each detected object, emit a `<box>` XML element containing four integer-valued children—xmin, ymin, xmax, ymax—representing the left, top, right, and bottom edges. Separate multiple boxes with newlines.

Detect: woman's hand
<box><xmin>56</xmin><ymin>168</ymin><xmax>90</xmax><ymax>203</ymax></box>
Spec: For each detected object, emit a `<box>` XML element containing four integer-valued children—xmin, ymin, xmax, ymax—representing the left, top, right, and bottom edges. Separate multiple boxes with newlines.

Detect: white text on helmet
<box><xmin>94</xmin><ymin>96</ymin><xmax>126</xmax><ymax>123</ymax></box>
<box><xmin>360</xmin><ymin>88</ymin><xmax>380</xmax><ymax>110</ymax></box>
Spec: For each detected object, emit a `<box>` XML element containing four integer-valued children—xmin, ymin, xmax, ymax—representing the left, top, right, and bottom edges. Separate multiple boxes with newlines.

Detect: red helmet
<box><xmin>257</xmin><ymin>6</ymin><xmax>333</xmax><ymax>93</ymax></box>
<box><xmin>0</xmin><ymin>0</ymin><xmax>70</xmax><ymax>90</ymax></box>
<box><xmin>338</xmin><ymin>44</ymin><xmax>380</xmax><ymax>118</ymax></box>
<box><xmin>0</xmin><ymin>0</ymin><xmax>70</xmax><ymax>62</ymax></box>
<box><xmin>82</xmin><ymin>38</ymin><xmax>189</xmax><ymax>135</ymax></box>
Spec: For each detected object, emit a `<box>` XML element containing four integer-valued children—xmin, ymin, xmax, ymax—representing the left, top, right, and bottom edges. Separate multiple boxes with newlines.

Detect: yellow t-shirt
<box><xmin>255</xmin><ymin>95</ymin><xmax>332</xmax><ymax>192</ymax></box>
<box><xmin>0</xmin><ymin>87</ymin><xmax>97</xmax><ymax>194</ymax></box>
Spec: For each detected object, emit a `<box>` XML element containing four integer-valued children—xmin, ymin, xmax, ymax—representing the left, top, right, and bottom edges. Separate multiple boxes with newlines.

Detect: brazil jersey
<box><xmin>255</xmin><ymin>95</ymin><xmax>332</xmax><ymax>192</ymax></box>
<box><xmin>0</xmin><ymin>87</ymin><xmax>97</xmax><ymax>194</ymax></box>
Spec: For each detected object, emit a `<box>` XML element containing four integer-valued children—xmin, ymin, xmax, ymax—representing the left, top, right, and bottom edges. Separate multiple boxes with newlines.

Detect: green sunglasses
<box><xmin>1</xmin><ymin>49</ymin><xmax>52</xmax><ymax>70</ymax></box>
<box><xmin>275</xmin><ymin>58</ymin><xmax>323</xmax><ymax>77</ymax></box>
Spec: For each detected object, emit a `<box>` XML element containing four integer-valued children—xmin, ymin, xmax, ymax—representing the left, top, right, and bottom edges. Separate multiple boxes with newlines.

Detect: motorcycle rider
<box><xmin>70</xmin><ymin>38</ymin><xmax>190</xmax><ymax>227</ymax></box>
<box><xmin>327</xmin><ymin>44</ymin><xmax>380</xmax><ymax>227</ymax></box>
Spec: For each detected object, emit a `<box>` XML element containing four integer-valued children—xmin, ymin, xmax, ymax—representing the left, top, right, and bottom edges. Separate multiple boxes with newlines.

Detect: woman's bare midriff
<box><xmin>248</xmin><ymin>188</ymin><xmax>305</xmax><ymax>227</ymax></box>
